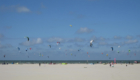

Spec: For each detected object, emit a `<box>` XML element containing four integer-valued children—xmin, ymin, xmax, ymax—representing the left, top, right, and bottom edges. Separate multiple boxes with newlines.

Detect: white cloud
<box><xmin>137</xmin><ymin>35</ymin><xmax>140</xmax><ymax>38</ymax></box>
<box><xmin>16</xmin><ymin>6</ymin><xmax>30</xmax><ymax>13</ymax></box>
<box><xmin>41</xmin><ymin>3</ymin><xmax>46</xmax><ymax>8</ymax></box>
<box><xmin>0</xmin><ymin>5</ymin><xmax>31</xmax><ymax>13</ymax></box>
<box><xmin>47</xmin><ymin>37</ymin><xmax>64</xmax><ymax>42</ymax></box>
<box><xmin>99</xmin><ymin>37</ymin><xmax>106</xmax><ymax>40</ymax></box>
<box><xmin>126</xmin><ymin>35</ymin><xmax>133</xmax><ymax>39</ymax></box>
<box><xmin>114</xmin><ymin>36</ymin><xmax>121</xmax><ymax>39</ymax></box>
<box><xmin>76</xmin><ymin>27</ymin><xmax>93</xmax><ymax>34</ymax></box>
<box><xmin>0</xmin><ymin>34</ymin><xmax>4</xmax><ymax>39</ymax></box>
<box><xmin>67</xmin><ymin>37</ymin><xmax>85</xmax><ymax>42</ymax></box>
<box><xmin>20</xmin><ymin>38</ymin><xmax>43</xmax><ymax>46</ymax></box>
<box><xmin>98</xmin><ymin>42</ymin><xmax>108</xmax><ymax>45</ymax></box>
<box><xmin>123</xmin><ymin>39</ymin><xmax>138</xmax><ymax>44</ymax></box>
<box><xmin>91</xmin><ymin>36</ymin><xmax>97</xmax><ymax>40</ymax></box>
<box><xmin>0</xmin><ymin>44</ymin><xmax>12</xmax><ymax>48</ymax></box>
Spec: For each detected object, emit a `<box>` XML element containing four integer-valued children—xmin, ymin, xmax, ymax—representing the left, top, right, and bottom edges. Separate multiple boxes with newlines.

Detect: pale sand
<box><xmin>0</xmin><ymin>64</ymin><xmax>140</xmax><ymax>80</ymax></box>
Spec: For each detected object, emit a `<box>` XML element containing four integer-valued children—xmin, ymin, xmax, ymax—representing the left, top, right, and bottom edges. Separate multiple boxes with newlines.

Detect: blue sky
<box><xmin>0</xmin><ymin>0</ymin><xmax>140</xmax><ymax>60</ymax></box>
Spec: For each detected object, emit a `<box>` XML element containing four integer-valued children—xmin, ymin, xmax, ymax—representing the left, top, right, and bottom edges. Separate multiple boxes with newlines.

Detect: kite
<box><xmin>111</xmin><ymin>47</ymin><xmax>113</xmax><ymax>51</ymax></box>
<box><xmin>118</xmin><ymin>46</ymin><xmax>120</xmax><ymax>48</ymax></box>
<box><xmin>70</xmin><ymin>25</ymin><xmax>72</xmax><ymax>27</ymax></box>
<box><xmin>17</xmin><ymin>47</ymin><xmax>20</xmax><ymax>51</ymax></box>
<box><xmin>106</xmin><ymin>54</ymin><xmax>108</xmax><ymax>56</ymax></box>
<box><xmin>71</xmin><ymin>53</ymin><xmax>72</xmax><ymax>55</ymax></box>
<box><xmin>59</xmin><ymin>47</ymin><xmax>61</xmax><ymax>49</ymax></box>
<box><xmin>39</xmin><ymin>53</ymin><xmax>41</xmax><ymax>56</ymax></box>
<box><xmin>48</xmin><ymin>45</ymin><xmax>51</xmax><ymax>48</ymax></box>
<box><xmin>118</xmin><ymin>51</ymin><xmax>119</xmax><ymax>53</ymax></box>
<box><xmin>57</xmin><ymin>42</ymin><xmax>60</xmax><ymax>45</ymax></box>
<box><xmin>24</xmin><ymin>36</ymin><xmax>29</xmax><ymax>41</ymax></box>
<box><xmin>87</xmin><ymin>52</ymin><xmax>88</xmax><ymax>54</ymax></box>
<box><xmin>90</xmin><ymin>40</ymin><xmax>94</xmax><ymax>47</ymax></box>
<box><xmin>78</xmin><ymin>49</ymin><xmax>81</xmax><ymax>51</ymax></box>
<box><xmin>102</xmin><ymin>53</ymin><xmax>103</xmax><ymax>54</ymax></box>
<box><xmin>26</xmin><ymin>48</ymin><xmax>28</xmax><ymax>51</ymax></box>
<box><xmin>47</xmin><ymin>56</ymin><xmax>49</xmax><ymax>58</ymax></box>
<box><xmin>29</xmin><ymin>48</ymin><xmax>31</xmax><ymax>50</ymax></box>
<box><xmin>129</xmin><ymin>50</ymin><xmax>130</xmax><ymax>53</ymax></box>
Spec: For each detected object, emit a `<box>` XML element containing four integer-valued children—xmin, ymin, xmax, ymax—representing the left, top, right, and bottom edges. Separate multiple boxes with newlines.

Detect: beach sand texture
<box><xmin>0</xmin><ymin>64</ymin><xmax>140</xmax><ymax>80</ymax></box>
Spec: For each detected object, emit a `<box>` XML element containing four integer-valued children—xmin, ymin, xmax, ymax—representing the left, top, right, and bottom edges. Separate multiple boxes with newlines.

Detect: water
<box><xmin>0</xmin><ymin>60</ymin><xmax>140</xmax><ymax>64</ymax></box>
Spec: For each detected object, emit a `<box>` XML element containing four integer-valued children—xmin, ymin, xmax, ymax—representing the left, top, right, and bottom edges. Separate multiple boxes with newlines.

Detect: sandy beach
<box><xmin>0</xmin><ymin>64</ymin><xmax>140</xmax><ymax>80</ymax></box>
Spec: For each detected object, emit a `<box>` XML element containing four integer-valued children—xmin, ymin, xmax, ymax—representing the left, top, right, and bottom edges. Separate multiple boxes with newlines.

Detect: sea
<box><xmin>0</xmin><ymin>60</ymin><xmax>140</xmax><ymax>64</ymax></box>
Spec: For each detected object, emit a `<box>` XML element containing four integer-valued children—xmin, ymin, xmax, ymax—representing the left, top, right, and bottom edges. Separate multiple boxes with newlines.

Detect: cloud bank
<box><xmin>20</xmin><ymin>38</ymin><xmax>43</xmax><ymax>46</ymax></box>
<box><xmin>0</xmin><ymin>5</ymin><xmax>31</xmax><ymax>13</ymax></box>
<box><xmin>76</xmin><ymin>27</ymin><xmax>93</xmax><ymax>34</ymax></box>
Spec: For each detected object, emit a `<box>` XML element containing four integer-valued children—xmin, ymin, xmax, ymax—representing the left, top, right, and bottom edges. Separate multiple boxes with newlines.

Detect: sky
<box><xmin>0</xmin><ymin>0</ymin><xmax>140</xmax><ymax>60</ymax></box>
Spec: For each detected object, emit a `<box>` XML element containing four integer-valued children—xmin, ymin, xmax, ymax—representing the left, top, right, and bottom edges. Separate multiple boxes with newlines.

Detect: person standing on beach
<box><xmin>110</xmin><ymin>63</ymin><xmax>111</xmax><ymax>67</ymax></box>
<box><xmin>126</xmin><ymin>64</ymin><xmax>127</xmax><ymax>67</ymax></box>
<box><xmin>39</xmin><ymin>63</ymin><xmax>41</xmax><ymax>66</ymax></box>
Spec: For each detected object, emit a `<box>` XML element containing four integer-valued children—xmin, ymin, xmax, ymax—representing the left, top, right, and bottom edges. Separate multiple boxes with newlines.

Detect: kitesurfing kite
<box><xmin>57</xmin><ymin>42</ymin><xmax>60</xmax><ymax>45</ymax></box>
<box><xmin>106</xmin><ymin>54</ymin><xmax>108</xmax><ymax>56</ymax></box>
<box><xmin>118</xmin><ymin>51</ymin><xmax>119</xmax><ymax>53</ymax></box>
<box><xmin>17</xmin><ymin>47</ymin><xmax>20</xmax><ymax>52</ymax></box>
<box><xmin>87</xmin><ymin>52</ymin><xmax>88</xmax><ymax>54</ymax></box>
<box><xmin>26</xmin><ymin>48</ymin><xmax>28</xmax><ymax>51</ymax></box>
<box><xmin>118</xmin><ymin>46</ymin><xmax>120</xmax><ymax>48</ymax></box>
<box><xmin>30</xmin><ymin>48</ymin><xmax>32</xmax><ymax>50</ymax></box>
<box><xmin>78</xmin><ymin>49</ymin><xmax>81</xmax><ymax>51</ymax></box>
<box><xmin>39</xmin><ymin>53</ymin><xmax>41</xmax><ymax>56</ymax></box>
<box><xmin>90</xmin><ymin>40</ymin><xmax>94</xmax><ymax>47</ymax></box>
<box><xmin>70</xmin><ymin>25</ymin><xmax>72</xmax><ymax>27</ymax></box>
<box><xmin>111</xmin><ymin>47</ymin><xmax>113</xmax><ymax>51</ymax></box>
<box><xmin>48</xmin><ymin>45</ymin><xmax>51</xmax><ymax>48</ymax></box>
<box><xmin>24</xmin><ymin>36</ymin><xmax>29</xmax><ymax>41</ymax></box>
<box><xmin>129</xmin><ymin>50</ymin><xmax>130</xmax><ymax>53</ymax></box>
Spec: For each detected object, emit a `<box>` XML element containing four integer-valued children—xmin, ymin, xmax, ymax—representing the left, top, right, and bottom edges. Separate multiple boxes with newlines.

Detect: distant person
<box><xmin>110</xmin><ymin>63</ymin><xmax>111</xmax><ymax>67</ymax></box>
<box><xmin>126</xmin><ymin>64</ymin><xmax>127</xmax><ymax>67</ymax></box>
<box><xmin>39</xmin><ymin>63</ymin><xmax>41</xmax><ymax>66</ymax></box>
<box><xmin>129</xmin><ymin>61</ymin><xmax>130</xmax><ymax>64</ymax></box>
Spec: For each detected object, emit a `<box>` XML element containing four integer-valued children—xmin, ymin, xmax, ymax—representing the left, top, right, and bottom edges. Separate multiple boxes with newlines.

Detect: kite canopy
<box><xmin>90</xmin><ymin>40</ymin><xmax>94</xmax><ymax>47</ymax></box>
<box><xmin>78</xmin><ymin>49</ymin><xmax>81</xmax><ymax>51</ymax></box>
<box><xmin>57</xmin><ymin>42</ymin><xmax>60</xmax><ymax>45</ymax></box>
<box><xmin>106</xmin><ymin>54</ymin><xmax>108</xmax><ymax>56</ymax></box>
<box><xmin>30</xmin><ymin>48</ymin><xmax>32</xmax><ymax>50</ymax></box>
<box><xmin>111</xmin><ymin>47</ymin><xmax>113</xmax><ymax>51</ymax></box>
<box><xmin>26</xmin><ymin>48</ymin><xmax>28</xmax><ymax>51</ymax></box>
<box><xmin>24</xmin><ymin>36</ymin><xmax>29</xmax><ymax>41</ymax></box>
<box><xmin>69</xmin><ymin>25</ymin><xmax>72</xmax><ymax>27</ymax></box>
<box><xmin>129</xmin><ymin>50</ymin><xmax>130</xmax><ymax>53</ymax></box>
<box><xmin>48</xmin><ymin>45</ymin><xmax>51</xmax><ymax>48</ymax></box>
<box><xmin>17</xmin><ymin>47</ymin><xmax>20</xmax><ymax>51</ymax></box>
